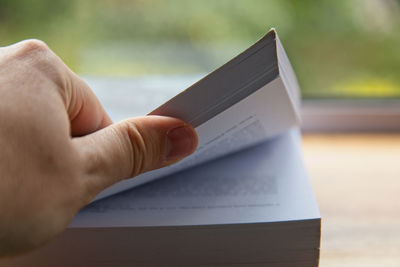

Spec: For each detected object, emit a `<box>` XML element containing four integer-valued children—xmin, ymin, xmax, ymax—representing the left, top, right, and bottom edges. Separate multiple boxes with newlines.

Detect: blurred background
<box><xmin>1</xmin><ymin>0</ymin><xmax>400</xmax><ymax>98</ymax></box>
<box><xmin>1</xmin><ymin>2</ymin><xmax>400</xmax><ymax>266</ymax></box>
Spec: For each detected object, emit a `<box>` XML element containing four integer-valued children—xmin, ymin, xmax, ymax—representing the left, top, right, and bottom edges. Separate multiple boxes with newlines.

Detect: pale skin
<box><xmin>0</xmin><ymin>40</ymin><xmax>198</xmax><ymax>257</ymax></box>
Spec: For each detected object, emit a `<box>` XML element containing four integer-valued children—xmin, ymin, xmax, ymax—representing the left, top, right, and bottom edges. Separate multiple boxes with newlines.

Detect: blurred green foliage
<box><xmin>1</xmin><ymin>0</ymin><xmax>400</xmax><ymax>98</ymax></box>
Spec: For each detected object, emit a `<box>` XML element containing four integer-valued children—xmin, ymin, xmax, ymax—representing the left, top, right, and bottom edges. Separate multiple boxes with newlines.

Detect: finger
<box><xmin>6</xmin><ymin>39</ymin><xmax>112</xmax><ymax>137</ymax></box>
<box><xmin>73</xmin><ymin>115</ymin><xmax>198</xmax><ymax>196</ymax></box>
<box><xmin>65</xmin><ymin>71</ymin><xmax>112</xmax><ymax>137</ymax></box>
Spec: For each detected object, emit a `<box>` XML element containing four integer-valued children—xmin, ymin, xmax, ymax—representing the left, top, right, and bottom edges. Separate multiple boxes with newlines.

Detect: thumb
<box><xmin>73</xmin><ymin>115</ymin><xmax>198</xmax><ymax>196</ymax></box>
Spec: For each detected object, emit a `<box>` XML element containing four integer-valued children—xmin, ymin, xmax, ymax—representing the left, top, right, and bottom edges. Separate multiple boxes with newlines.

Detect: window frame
<box><xmin>301</xmin><ymin>99</ymin><xmax>400</xmax><ymax>132</ymax></box>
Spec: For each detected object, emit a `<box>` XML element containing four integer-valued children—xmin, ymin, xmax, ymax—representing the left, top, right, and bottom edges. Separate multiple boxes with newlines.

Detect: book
<box><xmin>1</xmin><ymin>28</ymin><xmax>321</xmax><ymax>266</ymax></box>
<box><xmin>94</xmin><ymin>29</ymin><xmax>301</xmax><ymax>200</ymax></box>
<box><xmin>4</xmin><ymin>129</ymin><xmax>320</xmax><ymax>267</ymax></box>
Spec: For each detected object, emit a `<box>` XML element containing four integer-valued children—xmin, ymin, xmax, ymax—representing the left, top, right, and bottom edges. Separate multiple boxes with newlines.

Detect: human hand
<box><xmin>0</xmin><ymin>40</ymin><xmax>198</xmax><ymax>257</ymax></box>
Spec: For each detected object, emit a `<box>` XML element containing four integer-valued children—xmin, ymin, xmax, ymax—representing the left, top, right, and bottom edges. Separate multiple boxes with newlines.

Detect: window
<box><xmin>1</xmin><ymin>0</ymin><xmax>399</xmax><ymax>130</ymax></box>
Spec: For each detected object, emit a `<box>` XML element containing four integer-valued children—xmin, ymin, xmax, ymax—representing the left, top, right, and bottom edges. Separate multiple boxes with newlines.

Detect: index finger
<box><xmin>65</xmin><ymin>72</ymin><xmax>112</xmax><ymax>137</ymax></box>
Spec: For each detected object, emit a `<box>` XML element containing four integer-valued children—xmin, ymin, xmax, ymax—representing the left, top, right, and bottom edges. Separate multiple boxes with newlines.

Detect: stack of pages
<box><xmin>5</xmin><ymin>29</ymin><xmax>320</xmax><ymax>267</ymax></box>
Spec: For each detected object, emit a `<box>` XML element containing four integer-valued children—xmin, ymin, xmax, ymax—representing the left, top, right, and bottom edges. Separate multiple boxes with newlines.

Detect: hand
<box><xmin>0</xmin><ymin>40</ymin><xmax>198</xmax><ymax>257</ymax></box>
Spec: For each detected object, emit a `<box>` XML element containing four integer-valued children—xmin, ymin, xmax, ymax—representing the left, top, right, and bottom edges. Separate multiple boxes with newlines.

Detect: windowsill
<box><xmin>84</xmin><ymin>75</ymin><xmax>400</xmax><ymax>133</ymax></box>
<box><xmin>302</xmin><ymin>99</ymin><xmax>400</xmax><ymax>132</ymax></box>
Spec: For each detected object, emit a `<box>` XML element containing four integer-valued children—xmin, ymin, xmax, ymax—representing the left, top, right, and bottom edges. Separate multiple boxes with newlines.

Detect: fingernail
<box><xmin>166</xmin><ymin>125</ymin><xmax>197</xmax><ymax>161</ymax></box>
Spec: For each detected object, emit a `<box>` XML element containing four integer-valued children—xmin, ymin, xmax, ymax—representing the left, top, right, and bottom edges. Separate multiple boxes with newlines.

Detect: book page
<box><xmin>70</xmin><ymin>129</ymin><xmax>320</xmax><ymax>228</ymax></box>
<box><xmin>92</xmin><ymin>76</ymin><xmax>298</xmax><ymax>200</ymax></box>
<box><xmin>86</xmin><ymin>30</ymin><xmax>300</xmax><ymax>200</ymax></box>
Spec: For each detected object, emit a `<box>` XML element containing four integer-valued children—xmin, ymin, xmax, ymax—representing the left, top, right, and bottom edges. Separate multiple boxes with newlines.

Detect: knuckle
<box><xmin>123</xmin><ymin>122</ymin><xmax>147</xmax><ymax>176</ymax></box>
<box><xmin>15</xmin><ymin>39</ymin><xmax>50</xmax><ymax>58</ymax></box>
<box><xmin>10</xmin><ymin>39</ymin><xmax>70</xmax><ymax>97</ymax></box>
<box><xmin>123</xmin><ymin>121</ymin><xmax>162</xmax><ymax>177</ymax></box>
<box><xmin>11</xmin><ymin>39</ymin><xmax>55</xmax><ymax>74</ymax></box>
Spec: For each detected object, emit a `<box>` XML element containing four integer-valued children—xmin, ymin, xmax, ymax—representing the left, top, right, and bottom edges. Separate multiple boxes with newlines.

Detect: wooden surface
<box><xmin>302</xmin><ymin>134</ymin><xmax>400</xmax><ymax>267</ymax></box>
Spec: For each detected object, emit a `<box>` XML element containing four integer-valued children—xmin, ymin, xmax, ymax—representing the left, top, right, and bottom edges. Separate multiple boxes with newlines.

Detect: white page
<box><xmin>70</xmin><ymin>128</ymin><xmax>320</xmax><ymax>228</ymax></box>
<box><xmin>84</xmin><ymin>30</ymin><xmax>300</xmax><ymax>200</ymax></box>
<box><xmin>91</xmin><ymin>76</ymin><xmax>299</xmax><ymax>200</ymax></box>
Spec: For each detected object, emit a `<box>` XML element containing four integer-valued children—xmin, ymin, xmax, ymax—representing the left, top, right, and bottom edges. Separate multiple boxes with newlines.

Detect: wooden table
<box><xmin>302</xmin><ymin>134</ymin><xmax>400</xmax><ymax>266</ymax></box>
